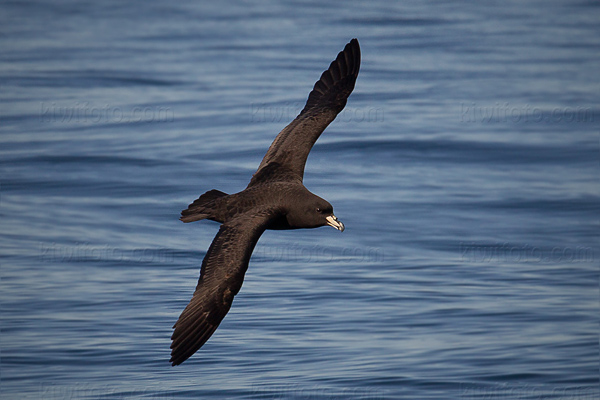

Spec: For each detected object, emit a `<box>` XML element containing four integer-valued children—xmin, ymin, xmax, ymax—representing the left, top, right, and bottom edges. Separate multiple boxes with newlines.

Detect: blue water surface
<box><xmin>1</xmin><ymin>1</ymin><xmax>599</xmax><ymax>399</ymax></box>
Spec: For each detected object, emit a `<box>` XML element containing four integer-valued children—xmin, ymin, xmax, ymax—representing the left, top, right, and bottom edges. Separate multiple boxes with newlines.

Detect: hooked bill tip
<box><xmin>325</xmin><ymin>215</ymin><xmax>345</xmax><ymax>232</ymax></box>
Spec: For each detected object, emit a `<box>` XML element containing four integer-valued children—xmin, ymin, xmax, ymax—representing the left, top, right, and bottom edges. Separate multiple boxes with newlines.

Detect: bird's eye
<box><xmin>316</xmin><ymin>207</ymin><xmax>321</xmax><ymax>213</ymax></box>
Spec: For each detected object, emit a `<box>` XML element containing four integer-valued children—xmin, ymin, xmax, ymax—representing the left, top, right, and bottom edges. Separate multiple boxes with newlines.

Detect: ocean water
<box><xmin>1</xmin><ymin>0</ymin><xmax>598</xmax><ymax>399</ymax></box>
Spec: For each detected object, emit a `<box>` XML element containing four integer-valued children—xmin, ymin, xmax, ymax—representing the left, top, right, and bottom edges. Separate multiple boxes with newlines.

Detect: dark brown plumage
<box><xmin>170</xmin><ymin>39</ymin><xmax>361</xmax><ymax>366</ymax></box>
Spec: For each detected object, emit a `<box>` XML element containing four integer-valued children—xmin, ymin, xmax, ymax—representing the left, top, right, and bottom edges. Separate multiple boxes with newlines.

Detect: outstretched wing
<box><xmin>249</xmin><ymin>38</ymin><xmax>361</xmax><ymax>186</ymax></box>
<box><xmin>170</xmin><ymin>212</ymin><xmax>273</xmax><ymax>365</ymax></box>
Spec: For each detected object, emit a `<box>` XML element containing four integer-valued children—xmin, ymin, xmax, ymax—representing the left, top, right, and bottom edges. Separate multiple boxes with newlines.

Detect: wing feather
<box><xmin>249</xmin><ymin>38</ymin><xmax>361</xmax><ymax>186</ymax></box>
<box><xmin>170</xmin><ymin>213</ymin><xmax>273</xmax><ymax>365</ymax></box>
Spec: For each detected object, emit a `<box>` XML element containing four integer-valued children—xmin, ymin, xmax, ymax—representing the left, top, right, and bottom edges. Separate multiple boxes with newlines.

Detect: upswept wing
<box><xmin>249</xmin><ymin>38</ymin><xmax>360</xmax><ymax>186</ymax></box>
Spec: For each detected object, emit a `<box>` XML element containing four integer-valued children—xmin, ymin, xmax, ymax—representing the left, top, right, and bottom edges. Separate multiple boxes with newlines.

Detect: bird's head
<box><xmin>286</xmin><ymin>194</ymin><xmax>344</xmax><ymax>232</ymax></box>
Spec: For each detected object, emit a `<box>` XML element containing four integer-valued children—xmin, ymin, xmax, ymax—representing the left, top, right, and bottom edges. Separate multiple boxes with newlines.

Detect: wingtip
<box><xmin>300</xmin><ymin>38</ymin><xmax>361</xmax><ymax>115</ymax></box>
<box><xmin>346</xmin><ymin>38</ymin><xmax>360</xmax><ymax>58</ymax></box>
<box><xmin>334</xmin><ymin>38</ymin><xmax>361</xmax><ymax>80</ymax></box>
<box><xmin>169</xmin><ymin>346</ymin><xmax>189</xmax><ymax>366</ymax></box>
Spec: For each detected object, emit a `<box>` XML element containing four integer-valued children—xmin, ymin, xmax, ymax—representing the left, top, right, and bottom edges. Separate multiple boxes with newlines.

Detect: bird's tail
<box><xmin>180</xmin><ymin>189</ymin><xmax>228</xmax><ymax>223</ymax></box>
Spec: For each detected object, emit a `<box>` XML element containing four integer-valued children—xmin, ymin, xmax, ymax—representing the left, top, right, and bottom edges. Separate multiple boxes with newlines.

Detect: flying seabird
<box><xmin>170</xmin><ymin>38</ymin><xmax>361</xmax><ymax>366</ymax></box>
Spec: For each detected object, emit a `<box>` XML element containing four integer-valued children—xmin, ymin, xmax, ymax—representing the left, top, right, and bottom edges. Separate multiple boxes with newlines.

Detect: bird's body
<box><xmin>170</xmin><ymin>39</ymin><xmax>361</xmax><ymax>366</ymax></box>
